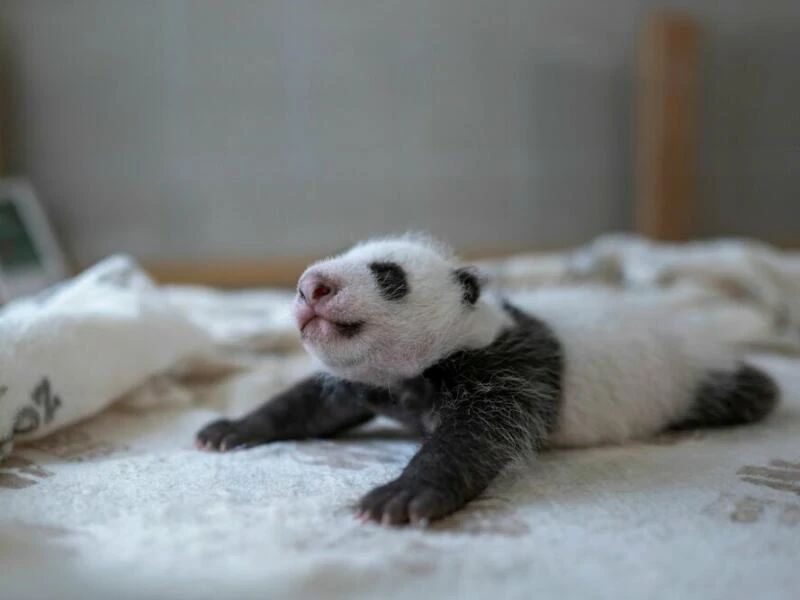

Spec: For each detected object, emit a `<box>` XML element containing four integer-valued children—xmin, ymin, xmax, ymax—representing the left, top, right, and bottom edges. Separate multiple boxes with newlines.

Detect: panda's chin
<box><xmin>302</xmin><ymin>329</ymin><xmax>371</xmax><ymax>371</ymax></box>
<box><xmin>311</xmin><ymin>344</ymin><xmax>432</xmax><ymax>386</ymax></box>
<box><xmin>305</xmin><ymin>342</ymin><xmax>393</xmax><ymax>385</ymax></box>
<box><xmin>309</xmin><ymin>351</ymin><xmax>374</xmax><ymax>383</ymax></box>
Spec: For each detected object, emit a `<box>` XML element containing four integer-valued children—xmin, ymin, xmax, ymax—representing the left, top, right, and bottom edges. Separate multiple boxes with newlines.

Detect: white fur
<box><xmin>299</xmin><ymin>235</ymin><xmax>774</xmax><ymax>446</ymax></box>
<box><xmin>509</xmin><ymin>285</ymin><xmax>772</xmax><ymax>446</ymax></box>
<box><xmin>298</xmin><ymin>234</ymin><xmax>509</xmax><ymax>386</ymax></box>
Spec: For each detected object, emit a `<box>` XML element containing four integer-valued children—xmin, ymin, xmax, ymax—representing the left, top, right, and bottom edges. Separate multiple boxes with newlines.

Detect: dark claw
<box><xmin>195</xmin><ymin>419</ymin><xmax>265</xmax><ymax>452</ymax></box>
<box><xmin>357</xmin><ymin>479</ymin><xmax>460</xmax><ymax>526</ymax></box>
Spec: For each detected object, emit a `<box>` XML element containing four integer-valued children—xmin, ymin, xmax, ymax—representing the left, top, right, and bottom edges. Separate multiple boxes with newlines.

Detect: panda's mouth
<box><xmin>295</xmin><ymin>294</ymin><xmax>365</xmax><ymax>341</ymax></box>
<box><xmin>302</xmin><ymin>316</ymin><xmax>364</xmax><ymax>340</ymax></box>
<box><xmin>297</xmin><ymin>306</ymin><xmax>364</xmax><ymax>340</ymax></box>
<box><xmin>330</xmin><ymin>320</ymin><xmax>364</xmax><ymax>338</ymax></box>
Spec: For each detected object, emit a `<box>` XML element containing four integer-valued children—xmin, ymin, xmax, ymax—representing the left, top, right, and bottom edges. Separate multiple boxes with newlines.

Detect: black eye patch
<box><xmin>454</xmin><ymin>267</ymin><xmax>481</xmax><ymax>305</ymax></box>
<box><xmin>369</xmin><ymin>261</ymin><xmax>409</xmax><ymax>301</ymax></box>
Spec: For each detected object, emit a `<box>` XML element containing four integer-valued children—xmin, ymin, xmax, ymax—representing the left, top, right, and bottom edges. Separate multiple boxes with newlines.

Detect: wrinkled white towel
<box><xmin>481</xmin><ymin>234</ymin><xmax>800</xmax><ymax>350</ymax></box>
<box><xmin>567</xmin><ymin>234</ymin><xmax>800</xmax><ymax>329</ymax></box>
<box><xmin>0</xmin><ymin>256</ymin><xmax>214</xmax><ymax>458</ymax></box>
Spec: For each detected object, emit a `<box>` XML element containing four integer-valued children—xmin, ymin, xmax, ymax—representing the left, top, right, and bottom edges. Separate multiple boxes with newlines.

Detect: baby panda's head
<box><xmin>294</xmin><ymin>233</ymin><xmax>503</xmax><ymax>386</ymax></box>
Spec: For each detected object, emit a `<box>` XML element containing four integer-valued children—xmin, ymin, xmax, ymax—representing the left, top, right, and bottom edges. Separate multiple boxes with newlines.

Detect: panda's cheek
<box><xmin>380</xmin><ymin>317</ymin><xmax>413</xmax><ymax>341</ymax></box>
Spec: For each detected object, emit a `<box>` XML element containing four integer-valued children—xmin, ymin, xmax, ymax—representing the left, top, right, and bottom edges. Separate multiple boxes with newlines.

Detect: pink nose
<box><xmin>298</xmin><ymin>274</ymin><xmax>338</xmax><ymax>306</ymax></box>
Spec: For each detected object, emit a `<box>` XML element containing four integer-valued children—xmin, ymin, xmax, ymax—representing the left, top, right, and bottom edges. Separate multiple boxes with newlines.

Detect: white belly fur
<box><xmin>505</xmin><ymin>285</ymin><xmax>772</xmax><ymax>447</ymax></box>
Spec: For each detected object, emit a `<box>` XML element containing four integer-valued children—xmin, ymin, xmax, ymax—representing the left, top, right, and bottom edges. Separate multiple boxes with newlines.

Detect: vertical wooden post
<box><xmin>0</xmin><ymin>54</ymin><xmax>5</xmax><ymax>175</ymax></box>
<box><xmin>0</xmin><ymin>37</ymin><xmax>8</xmax><ymax>176</ymax></box>
<box><xmin>636</xmin><ymin>12</ymin><xmax>701</xmax><ymax>241</ymax></box>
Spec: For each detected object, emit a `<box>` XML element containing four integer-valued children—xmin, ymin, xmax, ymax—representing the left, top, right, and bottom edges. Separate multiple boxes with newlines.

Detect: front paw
<box><xmin>357</xmin><ymin>479</ymin><xmax>463</xmax><ymax>525</ymax></box>
<box><xmin>195</xmin><ymin>419</ymin><xmax>268</xmax><ymax>452</ymax></box>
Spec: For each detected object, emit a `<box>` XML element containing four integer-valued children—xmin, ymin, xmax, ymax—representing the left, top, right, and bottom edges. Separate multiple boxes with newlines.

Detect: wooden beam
<box><xmin>635</xmin><ymin>11</ymin><xmax>701</xmax><ymax>241</ymax></box>
<box><xmin>142</xmin><ymin>257</ymin><xmax>312</xmax><ymax>288</ymax></box>
<box><xmin>0</xmin><ymin>42</ymin><xmax>7</xmax><ymax>175</ymax></box>
<box><xmin>76</xmin><ymin>243</ymin><xmax>565</xmax><ymax>288</ymax></box>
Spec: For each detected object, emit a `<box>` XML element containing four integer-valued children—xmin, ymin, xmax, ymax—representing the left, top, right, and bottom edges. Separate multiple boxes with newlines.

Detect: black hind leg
<box><xmin>670</xmin><ymin>364</ymin><xmax>780</xmax><ymax>431</ymax></box>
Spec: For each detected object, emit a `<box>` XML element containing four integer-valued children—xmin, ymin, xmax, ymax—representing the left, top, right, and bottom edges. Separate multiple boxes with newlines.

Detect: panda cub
<box><xmin>196</xmin><ymin>234</ymin><xmax>779</xmax><ymax>525</ymax></box>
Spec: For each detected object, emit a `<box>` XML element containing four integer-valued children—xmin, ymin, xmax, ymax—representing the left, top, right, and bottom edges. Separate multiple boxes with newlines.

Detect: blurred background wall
<box><xmin>0</xmin><ymin>0</ymin><xmax>798</xmax><ymax>266</ymax></box>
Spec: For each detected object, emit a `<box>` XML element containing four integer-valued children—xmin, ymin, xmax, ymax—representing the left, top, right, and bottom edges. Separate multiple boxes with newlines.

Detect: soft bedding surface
<box><xmin>2</xmin><ymin>236</ymin><xmax>800</xmax><ymax>600</ymax></box>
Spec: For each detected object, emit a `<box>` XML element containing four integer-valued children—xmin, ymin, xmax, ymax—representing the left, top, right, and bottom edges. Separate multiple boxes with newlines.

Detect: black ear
<box><xmin>453</xmin><ymin>267</ymin><xmax>482</xmax><ymax>306</ymax></box>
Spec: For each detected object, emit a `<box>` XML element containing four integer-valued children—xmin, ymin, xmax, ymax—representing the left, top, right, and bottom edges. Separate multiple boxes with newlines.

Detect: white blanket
<box><xmin>2</xmin><ymin>237</ymin><xmax>800</xmax><ymax>600</ymax></box>
<box><xmin>0</xmin><ymin>256</ymin><xmax>214</xmax><ymax>457</ymax></box>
